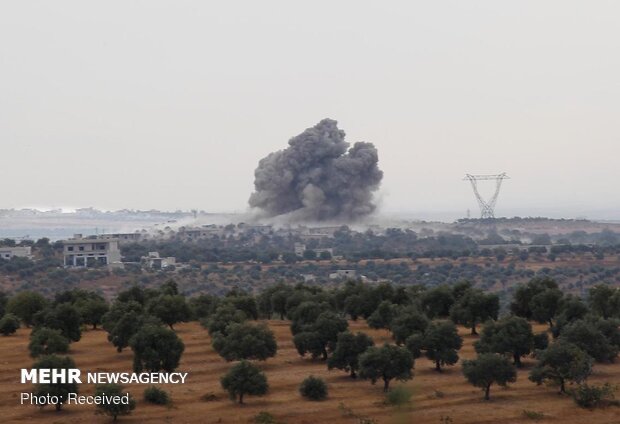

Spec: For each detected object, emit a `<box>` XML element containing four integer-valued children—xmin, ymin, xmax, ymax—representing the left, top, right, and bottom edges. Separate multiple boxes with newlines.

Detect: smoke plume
<box><xmin>249</xmin><ymin>119</ymin><xmax>383</xmax><ymax>221</ymax></box>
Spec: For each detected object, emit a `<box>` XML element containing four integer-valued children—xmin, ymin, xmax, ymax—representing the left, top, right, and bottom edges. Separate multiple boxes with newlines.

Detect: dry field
<box><xmin>1</xmin><ymin>320</ymin><xmax>619</xmax><ymax>424</ymax></box>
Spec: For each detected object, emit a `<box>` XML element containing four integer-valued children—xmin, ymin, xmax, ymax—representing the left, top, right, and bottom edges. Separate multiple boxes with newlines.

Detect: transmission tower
<box><xmin>463</xmin><ymin>173</ymin><xmax>509</xmax><ymax>219</ymax></box>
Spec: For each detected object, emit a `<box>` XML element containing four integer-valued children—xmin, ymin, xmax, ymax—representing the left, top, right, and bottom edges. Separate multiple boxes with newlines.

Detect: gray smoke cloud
<box><xmin>249</xmin><ymin>119</ymin><xmax>383</xmax><ymax>221</ymax></box>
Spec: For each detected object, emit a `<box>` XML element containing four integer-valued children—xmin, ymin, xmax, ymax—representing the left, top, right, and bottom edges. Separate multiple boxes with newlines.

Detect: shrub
<box><xmin>0</xmin><ymin>313</ymin><xmax>20</xmax><ymax>335</ymax></box>
<box><xmin>95</xmin><ymin>384</ymin><xmax>136</xmax><ymax>420</ymax></box>
<box><xmin>253</xmin><ymin>411</ymin><xmax>278</xmax><ymax>424</ymax></box>
<box><xmin>221</xmin><ymin>360</ymin><xmax>268</xmax><ymax>404</ymax></box>
<box><xmin>144</xmin><ymin>385</ymin><xmax>170</xmax><ymax>405</ymax></box>
<box><xmin>299</xmin><ymin>376</ymin><xmax>328</xmax><ymax>401</ymax></box>
<box><xmin>200</xmin><ymin>392</ymin><xmax>218</xmax><ymax>402</ymax></box>
<box><xmin>571</xmin><ymin>383</ymin><xmax>617</xmax><ymax>408</ymax></box>
<box><xmin>522</xmin><ymin>410</ymin><xmax>544</xmax><ymax>420</ymax></box>
<box><xmin>385</xmin><ymin>385</ymin><xmax>412</xmax><ymax>406</ymax></box>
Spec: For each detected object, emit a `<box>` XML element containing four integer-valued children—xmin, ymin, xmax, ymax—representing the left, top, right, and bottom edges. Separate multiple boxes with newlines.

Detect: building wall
<box><xmin>0</xmin><ymin>246</ymin><xmax>32</xmax><ymax>260</ymax></box>
<box><xmin>62</xmin><ymin>238</ymin><xmax>121</xmax><ymax>268</ymax></box>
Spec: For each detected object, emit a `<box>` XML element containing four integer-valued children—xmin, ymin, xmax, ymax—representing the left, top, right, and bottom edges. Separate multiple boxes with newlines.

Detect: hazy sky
<box><xmin>1</xmin><ymin>1</ymin><xmax>619</xmax><ymax>220</ymax></box>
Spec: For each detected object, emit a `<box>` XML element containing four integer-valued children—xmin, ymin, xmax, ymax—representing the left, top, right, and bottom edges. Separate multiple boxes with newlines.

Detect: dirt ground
<box><xmin>1</xmin><ymin>321</ymin><xmax>619</xmax><ymax>424</ymax></box>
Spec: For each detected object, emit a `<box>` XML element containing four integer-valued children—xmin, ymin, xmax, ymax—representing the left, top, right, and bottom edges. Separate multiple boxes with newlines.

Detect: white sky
<box><xmin>1</xmin><ymin>1</ymin><xmax>619</xmax><ymax>219</ymax></box>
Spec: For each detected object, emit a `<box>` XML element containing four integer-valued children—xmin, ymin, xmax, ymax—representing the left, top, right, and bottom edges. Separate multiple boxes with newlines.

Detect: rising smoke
<box><xmin>248</xmin><ymin>119</ymin><xmax>383</xmax><ymax>222</ymax></box>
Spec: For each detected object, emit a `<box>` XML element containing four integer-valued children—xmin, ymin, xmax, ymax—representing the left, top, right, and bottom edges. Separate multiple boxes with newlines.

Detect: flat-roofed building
<box><xmin>178</xmin><ymin>226</ymin><xmax>223</xmax><ymax>241</ymax></box>
<box><xmin>100</xmin><ymin>233</ymin><xmax>142</xmax><ymax>244</ymax></box>
<box><xmin>0</xmin><ymin>246</ymin><xmax>32</xmax><ymax>260</ymax></box>
<box><xmin>141</xmin><ymin>251</ymin><xmax>176</xmax><ymax>269</ymax></box>
<box><xmin>329</xmin><ymin>269</ymin><xmax>357</xmax><ymax>280</ymax></box>
<box><xmin>62</xmin><ymin>235</ymin><xmax>121</xmax><ymax>268</ymax></box>
<box><xmin>294</xmin><ymin>243</ymin><xmax>306</xmax><ymax>257</ymax></box>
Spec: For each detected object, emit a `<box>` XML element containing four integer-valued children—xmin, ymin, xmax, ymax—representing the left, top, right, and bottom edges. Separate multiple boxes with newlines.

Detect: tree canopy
<box><xmin>407</xmin><ymin>321</ymin><xmax>463</xmax><ymax>371</ymax></box>
<box><xmin>6</xmin><ymin>291</ymin><xmax>48</xmax><ymax>327</ymax></box>
<box><xmin>220</xmin><ymin>360</ymin><xmax>268</xmax><ymax>404</ymax></box>
<box><xmin>474</xmin><ymin>316</ymin><xmax>534</xmax><ymax>367</ymax></box>
<box><xmin>359</xmin><ymin>344</ymin><xmax>414</xmax><ymax>392</ymax></box>
<box><xmin>94</xmin><ymin>384</ymin><xmax>136</xmax><ymax>421</ymax></box>
<box><xmin>449</xmin><ymin>289</ymin><xmax>499</xmax><ymax>335</ymax></box>
<box><xmin>327</xmin><ymin>331</ymin><xmax>374</xmax><ymax>378</ymax></box>
<box><xmin>130</xmin><ymin>325</ymin><xmax>185</xmax><ymax>372</ymax></box>
<box><xmin>32</xmin><ymin>355</ymin><xmax>79</xmax><ymax>411</ymax></box>
<box><xmin>212</xmin><ymin>322</ymin><xmax>277</xmax><ymax>361</ymax></box>
<box><xmin>529</xmin><ymin>340</ymin><xmax>593</xmax><ymax>393</ymax></box>
<box><xmin>462</xmin><ymin>353</ymin><xmax>517</xmax><ymax>400</ymax></box>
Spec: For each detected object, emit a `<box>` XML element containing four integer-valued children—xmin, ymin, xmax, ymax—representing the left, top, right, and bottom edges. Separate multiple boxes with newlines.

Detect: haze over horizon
<box><xmin>2</xmin><ymin>1</ymin><xmax>619</xmax><ymax>220</ymax></box>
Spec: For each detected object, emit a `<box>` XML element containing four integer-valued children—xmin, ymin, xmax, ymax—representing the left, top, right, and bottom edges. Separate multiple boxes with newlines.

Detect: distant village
<box><xmin>0</xmin><ymin>223</ymin><xmax>371</xmax><ymax>281</ymax></box>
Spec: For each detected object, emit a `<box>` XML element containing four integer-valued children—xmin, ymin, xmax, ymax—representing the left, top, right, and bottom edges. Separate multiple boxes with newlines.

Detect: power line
<box><xmin>463</xmin><ymin>173</ymin><xmax>510</xmax><ymax>219</ymax></box>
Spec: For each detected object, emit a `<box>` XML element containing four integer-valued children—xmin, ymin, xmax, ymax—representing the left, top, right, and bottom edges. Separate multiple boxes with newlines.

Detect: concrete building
<box><xmin>294</xmin><ymin>243</ymin><xmax>333</xmax><ymax>258</ymax></box>
<box><xmin>294</xmin><ymin>243</ymin><xmax>306</xmax><ymax>257</ymax></box>
<box><xmin>302</xmin><ymin>274</ymin><xmax>316</xmax><ymax>282</ymax></box>
<box><xmin>329</xmin><ymin>269</ymin><xmax>357</xmax><ymax>280</ymax></box>
<box><xmin>308</xmin><ymin>226</ymin><xmax>341</xmax><ymax>236</ymax></box>
<box><xmin>314</xmin><ymin>248</ymin><xmax>334</xmax><ymax>258</ymax></box>
<box><xmin>0</xmin><ymin>246</ymin><xmax>32</xmax><ymax>260</ymax></box>
<box><xmin>142</xmin><ymin>252</ymin><xmax>176</xmax><ymax>270</ymax></box>
<box><xmin>178</xmin><ymin>226</ymin><xmax>223</xmax><ymax>241</ymax></box>
<box><xmin>100</xmin><ymin>233</ymin><xmax>142</xmax><ymax>244</ymax></box>
<box><xmin>62</xmin><ymin>235</ymin><xmax>121</xmax><ymax>268</ymax></box>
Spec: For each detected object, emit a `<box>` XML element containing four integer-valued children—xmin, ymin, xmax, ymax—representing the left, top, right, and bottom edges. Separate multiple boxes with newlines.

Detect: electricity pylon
<box><xmin>463</xmin><ymin>173</ymin><xmax>509</xmax><ymax>219</ymax></box>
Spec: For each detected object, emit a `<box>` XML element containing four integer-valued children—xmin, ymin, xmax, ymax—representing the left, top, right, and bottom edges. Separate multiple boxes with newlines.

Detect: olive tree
<box><xmin>390</xmin><ymin>306</ymin><xmax>429</xmax><ymax>345</ymax></box>
<box><xmin>220</xmin><ymin>360</ymin><xmax>268</xmax><ymax>404</ymax></box>
<box><xmin>107</xmin><ymin>310</ymin><xmax>160</xmax><ymax>353</ymax></box>
<box><xmin>204</xmin><ymin>304</ymin><xmax>247</xmax><ymax>336</ymax></box>
<box><xmin>327</xmin><ymin>331</ymin><xmax>374</xmax><ymax>378</ymax></box>
<box><xmin>130</xmin><ymin>324</ymin><xmax>185</xmax><ymax>372</ymax></box>
<box><xmin>6</xmin><ymin>291</ymin><xmax>48</xmax><ymax>327</ymax></box>
<box><xmin>462</xmin><ymin>353</ymin><xmax>516</xmax><ymax>400</ymax></box>
<box><xmin>588</xmin><ymin>284</ymin><xmax>620</xmax><ymax>319</ymax></box>
<box><xmin>147</xmin><ymin>294</ymin><xmax>191</xmax><ymax>330</ymax></box>
<box><xmin>75</xmin><ymin>297</ymin><xmax>109</xmax><ymax>330</ymax></box>
<box><xmin>407</xmin><ymin>321</ymin><xmax>463</xmax><ymax>371</ymax></box>
<box><xmin>212</xmin><ymin>322</ymin><xmax>277</xmax><ymax>361</ymax></box>
<box><xmin>32</xmin><ymin>355</ymin><xmax>78</xmax><ymax>411</ymax></box>
<box><xmin>450</xmin><ymin>289</ymin><xmax>499</xmax><ymax>335</ymax></box>
<box><xmin>474</xmin><ymin>316</ymin><xmax>534</xmax><ymax>367</ymax></box>
<box><xmin>558</xmin><ymin>319</ymin><xmax>619</xmax><ymax>363</ymax></box>
<box><xmin>293</xmin><ymin>311</ymin><xmax>348</xmax><ymax>360</ymax></box>
<box><xmin>359</xmin><ymin>344</ymin><xmax>414</xmax><ymax>392</ymax></box>
<box><xmin>94</xmin><ymin>384</ymin><xmax>136</xmax><ymax>421</ymax></box>
<box><xmin>420</xmin><ymin>285</ymin><xmax>455</xmax><ymax>319</ymax></box>
<box><xmin>529</xmin><ymin>340</ymin><xmax>593</xmax><ymax>393</ymax></box>
<box><xmin>29</xmin><ymin>327</ymin><xmax>70</xmax><ymax>357</ymax></box>
<box><xmin>0</xmin><ymin>313</ymin><xmax>20</xmax><ymax>336</ymax></box>
<box><xmin>33</xmin><ymin>303</ymin><xmax>82</xmax><ymax>342</ymax></box>
<box><xmin>367</xmin><ymin>301</ymin><xmax>398</xmax><ymax>330</ymax></box>
<box><xmin>509</xmin><ymin>277</ymin><xmax>558</xmax><ymax>319</ymax></box>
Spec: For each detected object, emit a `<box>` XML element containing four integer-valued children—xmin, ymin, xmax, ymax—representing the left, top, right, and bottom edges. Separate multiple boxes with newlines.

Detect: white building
<box><xmin>62</xmin><ymin>235</ymin><xmax>122</xmax><ymax>268</ymax></box>
<box><xmin>294</xmin><ymin>243</ymin><xmax>306</xmax><ymax>257</ymax></box>
<box><xmin>294</xmin><ymin>243</ymin><xmax>333</xmax><ymax>258</ymax></box>
<box><xmin>329</xmin><ymin>269</ymin><xmax>357</xmax><ymax>280</ymax></box>
<box><xmin>142</xmin><ymin>252</ymin><xmax>176</xmax><ymax>270</ymax></box>
<box><xmin>0</xmin><ymin>246</ymin><xmax>32</xmax><ymax>260</ymax></box>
